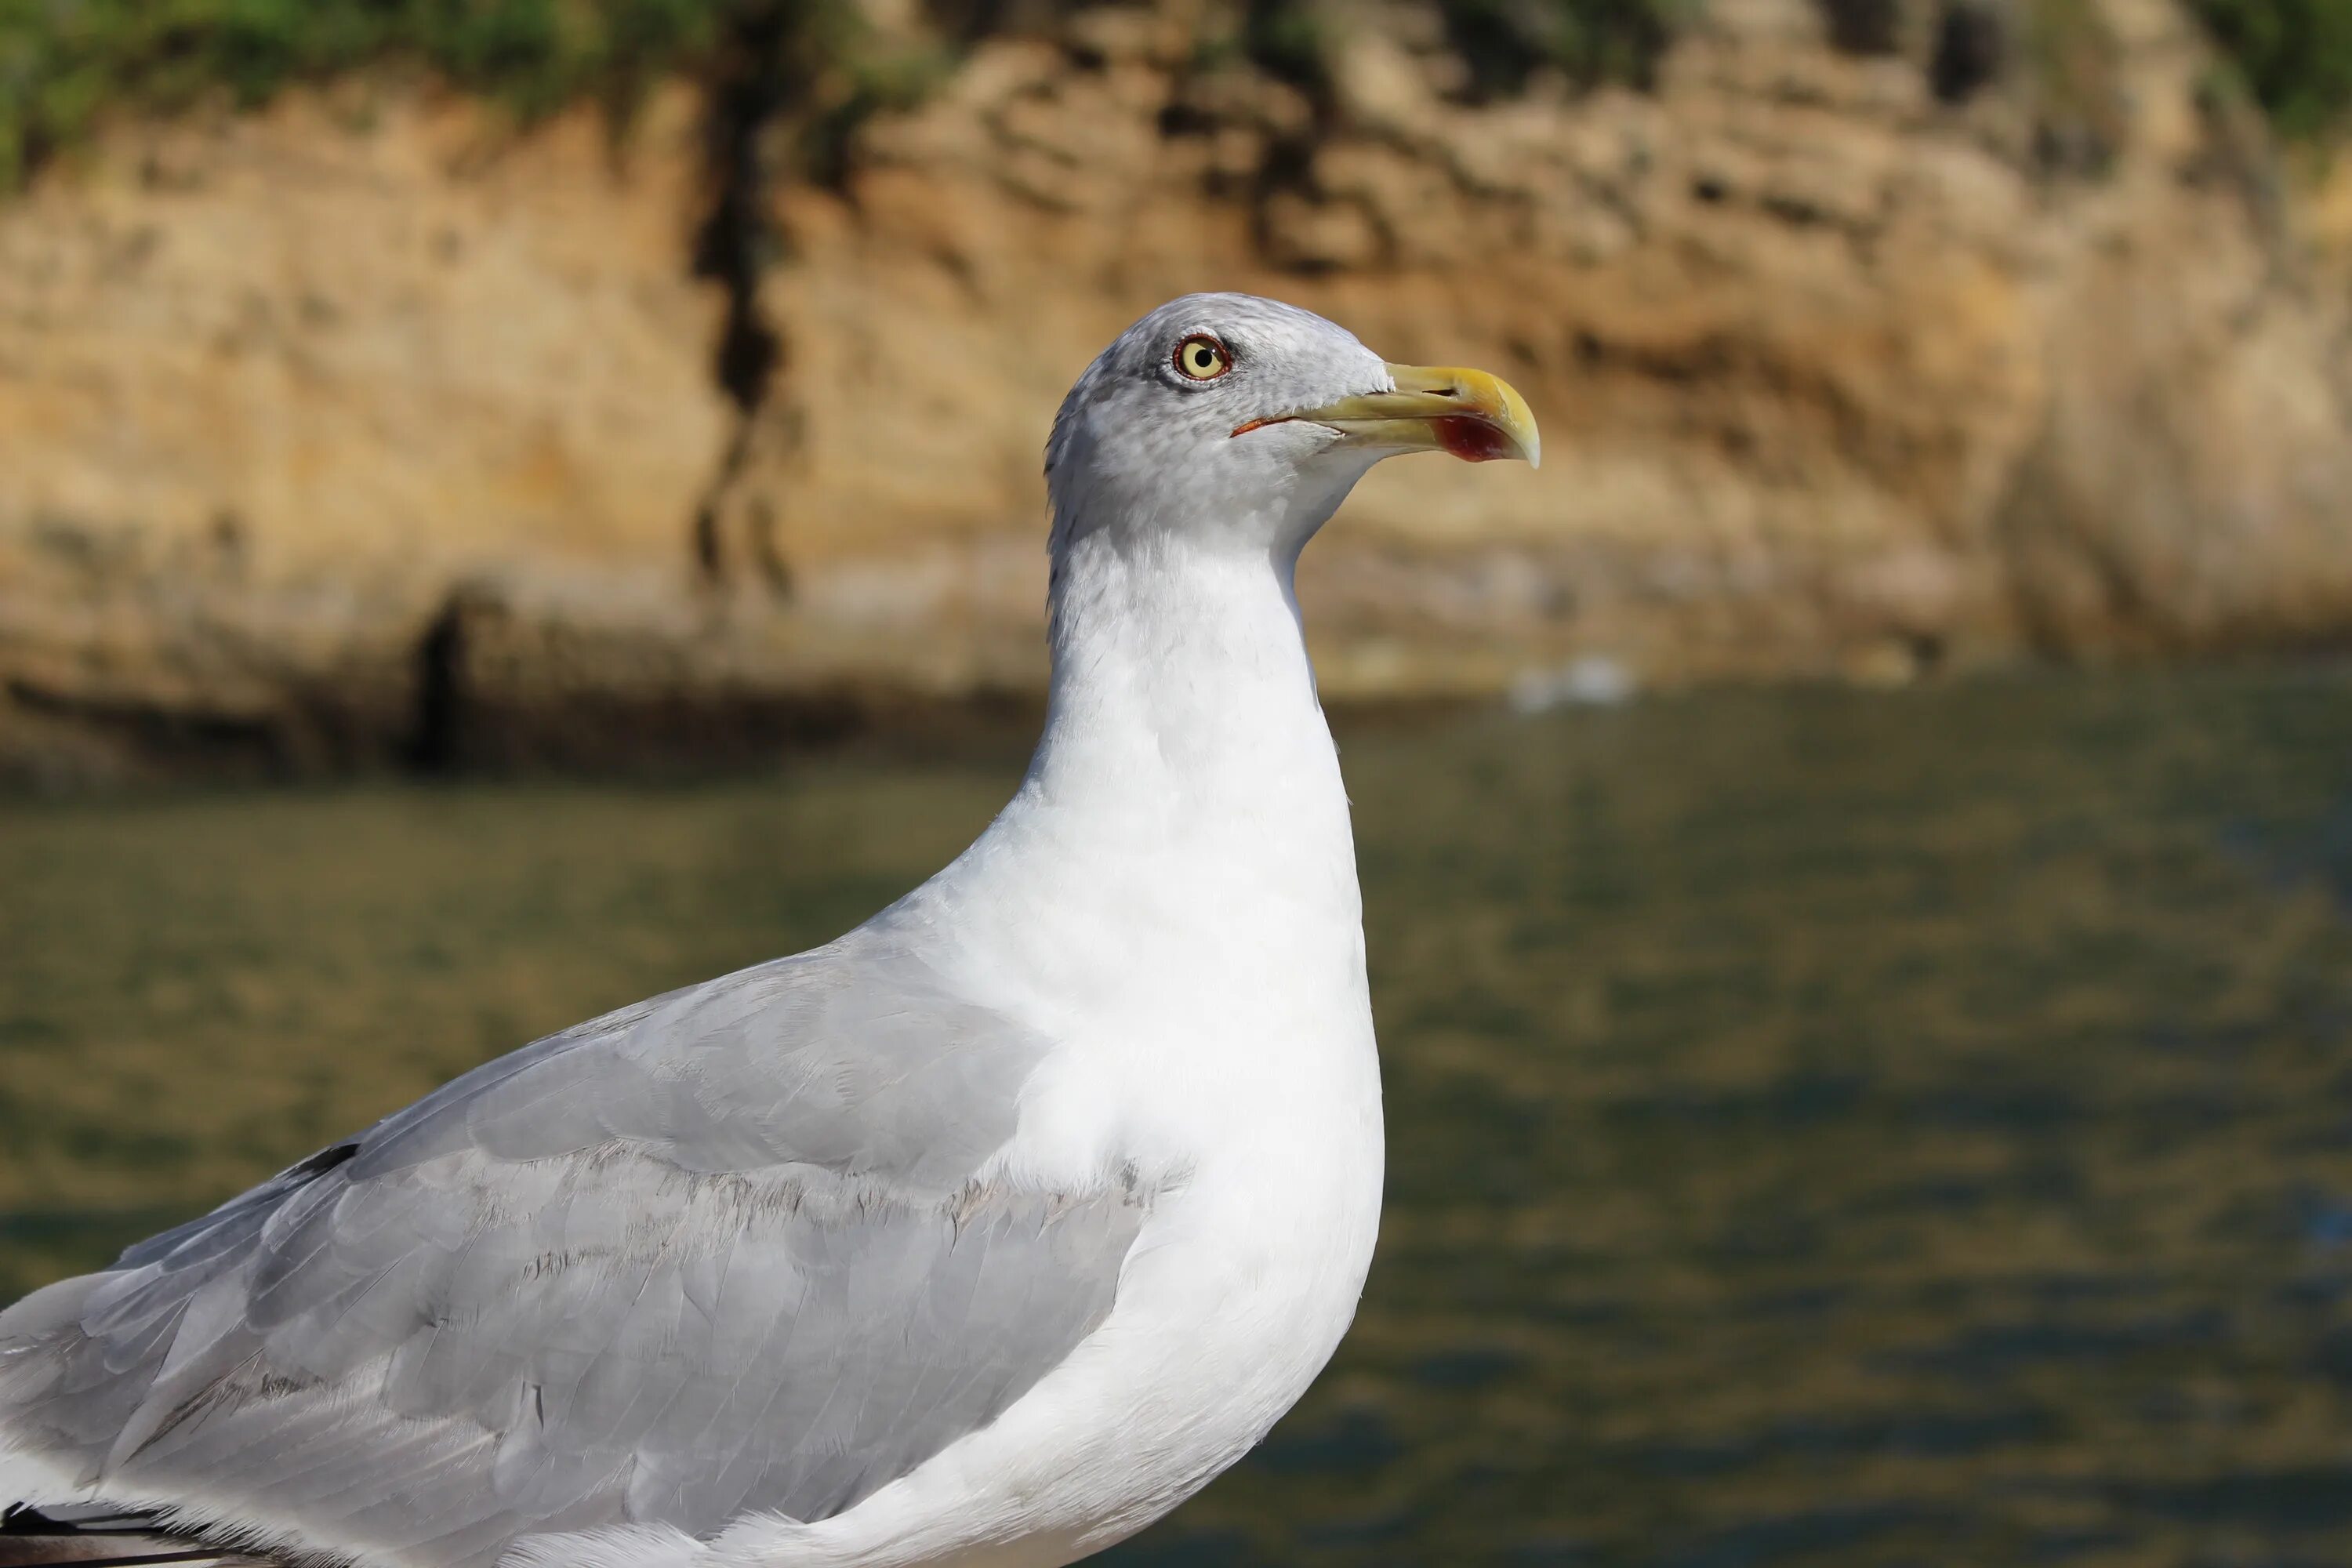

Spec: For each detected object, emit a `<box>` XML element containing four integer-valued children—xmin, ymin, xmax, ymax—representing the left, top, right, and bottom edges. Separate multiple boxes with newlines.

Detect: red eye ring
<box><xmin>1173</xmin><ymin>334</ymin><xmax>1232</xmax><ymax>381</ymax></box>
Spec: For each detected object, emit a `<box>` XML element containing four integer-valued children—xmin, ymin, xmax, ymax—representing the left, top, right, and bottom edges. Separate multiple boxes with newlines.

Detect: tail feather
<box><xmin>0</xmin><ymin>1506</ymin><xmax>270</xmax><ymax>1566</ymax></box>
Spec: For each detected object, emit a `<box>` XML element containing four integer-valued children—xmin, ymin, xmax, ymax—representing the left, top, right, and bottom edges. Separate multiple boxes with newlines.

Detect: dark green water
<box><xmin>7</xmin><ymin>668</ymin><xmax>2352</xmax><ymax>1566</ymax></box>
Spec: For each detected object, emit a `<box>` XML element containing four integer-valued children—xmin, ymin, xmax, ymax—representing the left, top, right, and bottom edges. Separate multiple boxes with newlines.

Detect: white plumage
<box><xmin>0</xmin><ymin>293</ymin><xmax>1537</xmax><ymax>1568</ymax></box>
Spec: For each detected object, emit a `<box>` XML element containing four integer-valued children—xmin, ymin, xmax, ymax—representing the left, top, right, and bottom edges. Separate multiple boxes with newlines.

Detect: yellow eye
<box><xmin>1174</xmin><ymin>335</ymin><xmax>1232</xmax><ymax>381</ymax></box>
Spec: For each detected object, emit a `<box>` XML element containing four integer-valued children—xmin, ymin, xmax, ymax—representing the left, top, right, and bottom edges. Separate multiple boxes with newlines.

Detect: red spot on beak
<box><xmin>1433</xmin><ymin>416</ymin><xmax>1514</xmax><ymax>462</ymax></box>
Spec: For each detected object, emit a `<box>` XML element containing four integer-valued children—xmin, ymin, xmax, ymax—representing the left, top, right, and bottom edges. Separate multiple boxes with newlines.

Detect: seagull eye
<box><xmin>1173</xmin><ymin>336</ymin><xmax>1232</xmax><ymax>382</ymax></box>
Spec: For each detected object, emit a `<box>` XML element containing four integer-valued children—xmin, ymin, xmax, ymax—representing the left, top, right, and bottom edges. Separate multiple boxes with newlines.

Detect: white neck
<box><xmin>895</xmin><ymin>500</ymin><xmax>1380</xmax><ymax>1198</ymax></box>
<box><xmin>906</xmin><ymin>524</ymin><xmax>1363</xmax><ymax>999</ymax></box>
<box><xmin>1033</xmin><ymin>528</ymin><xmax>1334</xmax><ymax>832</ymax></box>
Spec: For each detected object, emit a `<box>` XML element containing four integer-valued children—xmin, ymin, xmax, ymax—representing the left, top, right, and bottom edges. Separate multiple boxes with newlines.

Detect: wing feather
<box><xmin>0</xmin><ymin>932</ymin><xmax>1145</xmax><ymax>1568</ymax></box>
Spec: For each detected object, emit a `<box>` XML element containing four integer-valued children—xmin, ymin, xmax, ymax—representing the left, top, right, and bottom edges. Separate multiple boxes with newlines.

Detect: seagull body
<box><xmin>0</xmin><ymin>296</ymin><xmax>1537</xmax><ymax>1568</ymax></box>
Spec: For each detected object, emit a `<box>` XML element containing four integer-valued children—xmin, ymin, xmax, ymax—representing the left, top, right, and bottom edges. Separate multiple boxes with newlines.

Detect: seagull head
<box><xmin>1045</xmin><ymin>293</ymin><xmax>1539</xmax><ymax>560</ymax></box>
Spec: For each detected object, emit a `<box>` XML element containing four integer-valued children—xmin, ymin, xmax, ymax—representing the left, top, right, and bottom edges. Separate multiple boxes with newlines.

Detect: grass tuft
<box><xmin>0</xmin><ymin>0</ymin><xmax>734</xmax><ymax>188</ymax></box>
<box><xmin>2186</xmin><ymin>0</ymin><xmax>2352</xmax><ymax>138</ymax></box>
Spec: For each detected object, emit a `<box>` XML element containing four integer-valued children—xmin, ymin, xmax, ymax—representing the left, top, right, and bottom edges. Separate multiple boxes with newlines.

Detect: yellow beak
<box><xmin>1236</xmin><ymin>363</ymin><xmax>1541</xmax><ymax>468</ymax></box>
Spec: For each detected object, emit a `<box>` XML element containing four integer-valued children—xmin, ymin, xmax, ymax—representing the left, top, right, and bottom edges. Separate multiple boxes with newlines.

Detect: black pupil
<box><xmin>1189</xmin><ymin>345</ymin><xmax>1216</xmax><ymax>372</ymax></box>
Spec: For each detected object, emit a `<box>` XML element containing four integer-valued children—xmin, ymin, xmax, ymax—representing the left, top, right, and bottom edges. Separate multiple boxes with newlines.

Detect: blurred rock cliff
<box><xmin>4</xmin><ymin>0</ymin><xmax>2350</xmax><ymax>779</ymax></box>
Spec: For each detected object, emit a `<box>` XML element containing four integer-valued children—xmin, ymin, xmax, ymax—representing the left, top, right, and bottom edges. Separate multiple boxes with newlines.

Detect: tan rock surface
<box><xmin>0</xmin><ymin>85</ymin><xmax>731</xmax><ymax>777</ymax></box>
<box><xmin>4</xmin><ymin>0</ymin><xmax>2350</xmax><ymax>779</ymax></box>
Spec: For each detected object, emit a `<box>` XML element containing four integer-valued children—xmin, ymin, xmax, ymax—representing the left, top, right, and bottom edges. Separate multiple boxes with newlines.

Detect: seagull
<box><xmin>0</xmin><ymin>293</ymin><xmax>1538</xmax><ymax>1568</ymax></box>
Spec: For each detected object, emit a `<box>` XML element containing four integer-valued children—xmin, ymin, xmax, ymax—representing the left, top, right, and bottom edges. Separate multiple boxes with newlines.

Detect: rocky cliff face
<box><xmin>3</xmin><ymin>0</ymin><xmax>2349</xmax><ymax>780</ymax></box>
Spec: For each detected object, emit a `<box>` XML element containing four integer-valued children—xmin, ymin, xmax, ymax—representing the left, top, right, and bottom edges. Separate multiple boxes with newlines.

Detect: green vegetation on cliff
<box><xmin>0</xmin><ymin>0</ymin><xmax>735</xmax><ymax>186</ymax></box>
<box><xmin>1</xmin><ymin>0</ymin><xmax>2345</xmax><ymax>194</ymax></box>
<box><xmin>2188</xmin><ymin>0</ymin><xmax>2352</xmax><ymax>136</ymax></box>
<box><xmin>2</xmin><ymin>0</ymin><xmax>1692</xmax><ymax>191</ymax></box>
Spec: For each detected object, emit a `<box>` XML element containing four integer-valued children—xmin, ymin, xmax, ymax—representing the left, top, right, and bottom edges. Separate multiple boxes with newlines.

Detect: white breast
<box><xmin>742</xmin><ymin>1049</ymin><xmax>1382</xmax><ymax>1568</ymax></box>
<box><xmin>684</xmin><ymin>896</ymin><xmax>1385</xmax><ymax>1568</ymax></box>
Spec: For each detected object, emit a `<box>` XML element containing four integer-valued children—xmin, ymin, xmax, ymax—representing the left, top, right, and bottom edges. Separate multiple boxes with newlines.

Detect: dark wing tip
<box><xmin>0</xmin><ymin>1506</ymin><xmax>270</xmax><ymax>1566</ymax></box>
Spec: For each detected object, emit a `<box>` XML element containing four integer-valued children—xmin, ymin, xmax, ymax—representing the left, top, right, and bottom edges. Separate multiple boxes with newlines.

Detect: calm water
<box><xmin>6</xmin><ymin>669</ymin><xmax>2352</xmax><ymax>1566</ymax></box>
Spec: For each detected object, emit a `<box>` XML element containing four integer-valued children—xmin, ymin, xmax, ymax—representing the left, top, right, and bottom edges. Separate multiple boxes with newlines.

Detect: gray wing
<box><xmin>0</xmin><ymin>930</ymin><xmax>1146</xmax><ymax>1568</ymax></box>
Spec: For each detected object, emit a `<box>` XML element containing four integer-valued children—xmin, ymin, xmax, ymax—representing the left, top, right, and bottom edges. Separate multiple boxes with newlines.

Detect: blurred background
<box><xmin>6</xmin><ymin>0</ymin><xmax>2352</xmax><ymax>1562</ymax></box>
